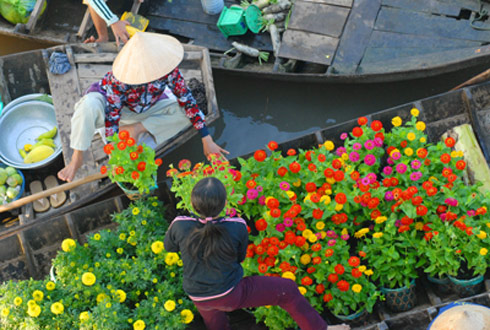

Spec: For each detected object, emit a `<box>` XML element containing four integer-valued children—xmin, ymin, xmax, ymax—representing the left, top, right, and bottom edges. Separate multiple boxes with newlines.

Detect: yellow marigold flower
<box><xmin>170</xmin><ymin>272</ymin><xmax>176</xmax><ymax>278</ymax></box>
<box><xmin>416</xmin><ymin>121</ymin><xmax>426</xmax><ymax>131</ymax></box>
<box><xmin>450</xmin><ymin>151</ymin><xmax>459</xmax><ymax>158</ymax></box>
<box><xmin>404</xmin><ymin>148</ymin><xmax>414</xmax><ymax>156</ymax></box>
<box><xmin>79</xmin><ymin>311</ymin><xmax>90</xmax><ymax>321</ymax></box>
<box><xmin>132</xmin><ymin>207</ymin><xmax>140</xmax><ymax>215</ymax></box>
<box><xmin>358</xmin><ymin>265</ymin><xmax>366</xmax><ymax>272</ymax></box>
<box><xmin>82</xmin><ymin>272</ymin><xmax>96</xmax><ymax>286</ymax></box>
<box><xmin>181</xmin><ymin>309</ymin><xmax>194</xmax><ymax>324</ymax></box>
<box><xmin>119</xmin><ymin>233</ymin><xmax>127</xmax><ymax>240</ymax></box>
<box><xmin>117</xmin><ymin>248</ymin><xmax>124</xmax><ymax>254</ymax></box>
<box><xmin>128</xmin><ymin>237</ymin><xmax>137</xmax><ymax>246</ymax></box>
<box><xmin>116</xmin><ymin>290</ymin><xmax>127</xmax><ymax>303</ymax></box>
<box><xmin>335</xmin><ymin>203</ymin><xmax>344</xmax><ymax>212</ymax></box>
<box><xmin>308</xmin><ymin>235</ymin><xmax>318</xmax><ymax>243</ymax></box>
<box><xmin>97</xmin><ymin>293</ymin><xmax>107</xmax><ymax>303</ymax></box>
<box><xmin>286</xmin><ymin>190</ymin><xmax>295</xmax><ymax>199</ymax></box>
<box><xmin>133</xmin><ymin>320</ymin><xmax>146</xmax><ymax>330</ymax></box>
<box><xmin>27</xmin><ymin>300</ymin><xmax>36</xmax><ymax>308</ymax></box>
<box><xmin>486</xmin><ymin>222</ymin><xmax>490</xmax><ymax>228</ymax></box>
<box><xmin>410</xmin><ymin>108</ymin><xmax>419</xmax><ymax>117</ymax></box>
<box><xmin>165</xmin><ymin>252</ymin><xmax>179</xmax><ymax>266</ymax></box>
<box><xmin>375</xmin><ymin>216</ymin><xmax>387</xmax><ymax>224</ymax></box>
<box><xmin>105</xmin><ymin>302</ymin><xmax>112</xmax><ymax>308</ymax></box>
<box><xmin>14</xmin><ymin>297</ymin><xmax>22</xmax><ymax>306</ymax></box>
<box><xmin>341</xmin><ymin>153</ymin><xmax>349</xmax><ymax>161</ymax></box>
<box><xmin>152</xmin><ymin>278</ymin><xmax>158</xmax><ymax>283</ymax></box>
<box><xmin>164</xmin><ymin>300</ymin><xmax>176</xmax><ymax>312</ymax></box>
<box><xmin>480</xmin><ymin>248</ymin><xmax>488</xmax><ymax>256</ymax></box>
<box><xmin>364</xmin><ymin>269</ymin><xmax>374</xmax><ymax>276</ymax></box>
<box><xmin>300</xmin><ymin>254</ymin><xmax>311</xmax><ymax>265</ymax></box>
<box><xmin>282</xmin><ymin>271</ymin><xmax>296</xmax><ymax>281</ymax></box>
<box><xmin>151</xmin><ymin>241</ymin><xmax>164</xmax><ymax>254</ymax></box>
<box><xmin>61</xmin><ymin>238</ymin><xmax>76</xmax><ymax>252</ymax></box>
<box><xmin>1</xmin><ymin>308</ymin><xmax>9</xmax><ymax>317</ymax></box>
<box><xmin>407</xmin><ymin>132</ymin><xmax>416</xmax><ymax>141</ymax></box>
<box><xmin>28</xmin><ymin>304</ymin><xmax>41</xmax><ymax>318</ymax></box>
<box><xmin>352</xmin><ymin>284</ymin><xmax>362</xmax><ymax>293</ymax></box>
<box><xmin>316</xmin><ymin>221</ymin><xmax>325</xmax><ymax>230</ymax></box>
<box><xmin>50</xmin><ymin>302</ymin><xmax>64</xmax><ymax>315</ymax></box>
<box><xmin>142</xmin><ymin>220</ymin><xmax>147</xmax><ymax>225</ymax></box>
<box><xmin>293</xmin><ymin>179</ymin><xmax>301</xmax><ymax>187</ymax></box>
<box><xmin>415</xmin><ymin>222</ymin><xmax>424</xmax><ymax>231</ymax></box>
<box><xmin>324</xmin><ymin>140</ymin><xmax>335</xmax><ymax>151</ymax></box>
<box><xmin>177</xmin><ymin>260</ymin><xmax>183</xmax><ymax>267</ymax></box>
<box><xmin>420</xmin><ymin>137</ymin><xmax>427</xmax><ymax>143</ymax></box>
<box><xmin>355</xmin><ymin>228</ymin><xmax>370</xmax><ymax>238</ymax></box>
<box><xmin>298</xmin><ymin>286</ymin><xmax>307</xmax><ymax>295</ymax></box>
<box><xmin>32</xmin><ymin>290</ymin><xmax>44</xmax><ymax>302</ymax></box>
<box><xmin>373</xmin><ymin>232</ymin><xmax>383</xmax><ymax>239</ymax></box>
<box><xmin>392</xmin><ymin>116</ymin><xmax>402</xmax><ymax>127</ymax></box>
<box><xmin>93</xmin><ymin>233</ymin><xmax>101</xmax><ymax>241</ymax></box>
<box><xmin>303</xmin><ymin>193</ymin><xmax>312</xmax><ymax>203</ymax></box>
<box><xmin>321</xmin><ymin>195</ymin><xmax>331</xmax><ymax>205</ymax></box>
<box><xmin>477</xmin><ymin>231</ymin><xmax>487</xmax><ymax>239</ymax></box>
<box><xmin>130</xmin><ymin>230</ymin><xmax>136</xmax><ymax>236</ymax></box>
<box><xmin>302</xmin><ymin>229</ymin><xmax>313</xmax><ymax>238</ymax></box>
<box><xmin>321</xmin><ymin>231</ymin><xmax>326</xmax><ymax>239</ymax></box>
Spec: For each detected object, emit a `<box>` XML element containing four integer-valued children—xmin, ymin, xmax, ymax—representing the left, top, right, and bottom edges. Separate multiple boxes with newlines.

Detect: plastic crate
<box><xmin>217</xmin><ymin>6</ymin><xmax>247</xmax><ymax>38</ymax></box>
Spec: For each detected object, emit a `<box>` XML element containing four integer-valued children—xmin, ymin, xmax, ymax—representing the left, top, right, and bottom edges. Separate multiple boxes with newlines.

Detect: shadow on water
<box><xmin>162</xmin><ymin>64</ymin><xmax>490</xmax><ymax>169</ymax></box>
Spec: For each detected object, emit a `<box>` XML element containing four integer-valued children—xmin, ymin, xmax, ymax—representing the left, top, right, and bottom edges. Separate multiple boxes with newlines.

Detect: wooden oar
<box><xmin>450</xmin><ymin>68</ymin><xmax>490</xmax><ymax>91</ymax></box>
<box><xmin>0</xmin><ymin>172</ymin><xmax>108</xmax><ymax>213</ymax></box>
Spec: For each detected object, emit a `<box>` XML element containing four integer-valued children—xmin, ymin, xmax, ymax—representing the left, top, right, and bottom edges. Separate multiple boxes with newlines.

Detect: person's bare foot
<box><xmin>58</xmin><ymin>150</ymin><xmax>83</xmax><ymax>182</ymax></box>
<box><xmin>83</xmin><ymin>35</ymin><xmax>109</xmax><ymax>43</ymax></box>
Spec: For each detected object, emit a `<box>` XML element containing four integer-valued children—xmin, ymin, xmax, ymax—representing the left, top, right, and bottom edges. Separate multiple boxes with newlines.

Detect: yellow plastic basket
<box><xmin>121</xmin><ymin>11</ymin><xmax>149</xmax><ymax>37</ymax></box>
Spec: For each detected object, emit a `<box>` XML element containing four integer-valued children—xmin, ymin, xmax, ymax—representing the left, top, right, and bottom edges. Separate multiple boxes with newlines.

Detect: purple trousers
<box><xmin>192</xmin><ymin>276</ymin><xmax>327</xmax><ymax>330</ymax></box>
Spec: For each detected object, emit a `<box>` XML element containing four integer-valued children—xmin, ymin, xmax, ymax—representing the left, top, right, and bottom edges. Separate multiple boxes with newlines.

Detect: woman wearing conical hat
<box><xmin>58</xmin><ymin>32</ymin><xmax>228</xmax><ymax>182</ymax></box>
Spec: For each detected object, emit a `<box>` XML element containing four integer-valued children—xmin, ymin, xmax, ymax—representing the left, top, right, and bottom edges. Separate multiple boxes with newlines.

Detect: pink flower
<box><xmin>383</xmin><ymin>166</ymin><xmax>393</xmax><ymax>176</ymax></box>
<box><xmin>328</xmin><ymin>239</ymin><xmax>337</xmax><ymax>246</ymax></box>
<box><xmin>226</xmin><ymin>208</ymin><xmax>237</xmax><ymax>217</ymax></box>
<box><xmin>361</xmin><ymin>177</ymin><xmax>370</xmax><ymax>186</ymax></box>
<box><xmin>349</xmin><ymin>151</ymin><xmax>360</xmax><ymax>162</ymax></box>
<box><xmin>283</xmin><ymin>217</ymin><xmax>293</xmax><ymax>227</ymax></box>
<box><xmin>276</xmin><ymin>223</ymin><xmax>285</xmax><ymax>232</ymax></box>
<box><xmin>256</xmin><ymin>185</ymin><xmax>263</xmax><ymax>192</ymax></box>
<box><xmin>444</xmin><ymin>198</ymin><xmax>458</xmax><ymax>207</ymax></box>
<box><xmin>341</xmin><ymin>234</ymin><xmax>350</xmax><ymax>241</ymax></box>
<box><xmin>340</xmin><ymin>133</ymin><xmax>348</xmax><ymax>140</ymax></box>
<box><xmin>353</xmin><ymin>142</ymin><xmax>362</xmax><ymax>150</ymax></box>
<box><xmin>396</xmin><ymin>163</ymin><xmax>407</xmax><ymax>174</ymax></box>
<box><xmin>387</xmin><ymin>158</ymin><xmax>394</xmax><ymax>165</ymax></box>
<box><xmin>279</xmin><ymin>181</ymin><xmax>290</xmax><ymax>191</ymax></box>
<box><xmin>364</xmin><ymin>140</ymin><xmax>375</xmax><ymax>150</ymax></box>
<box><xmin>410</xmin><ymin>171</ymin><xmax>422</xmax><ymax>181</ymax></box>
<box><xmin>367</xmin><ymin>173</ymin><xmax>377</xmax><ymax>183</ymax></box>
<box><xmin>326</xmin><ymin>230</ymin><xmax>338</xmax><ymax>238</ymax></box>
<box><xmin>440</xmin><ymin>213</ymin><xmax>447</xmax><ymax>221</ymax></box>
<box><xmin>392</xmin><ymin>152</ymin><xmax>401</xmax><ymax>160</ymax></box>
<box><xmin>247</xmin><ymin>189</ymin><xmax>258</xmax><ymax>200</ymax></box>
<box><xmin>385</xmin><ymin>191</ymin><xmax>394</xmax><ymax>201</ymax></box>
<box><xmin>374</xmin><ymin>137</ymin><xmax>383</xmax><ymax>147</ymax></box>
<box><xmin>315</xmin><ymin>233</ymin><xmax>322</xmax><ymax>239</ymax></box>
<box><xmin>364</xmin><ymin>154</ymin><xmax>376</xmax><ymax>166</ymax></box>
<box><xmin>467</xmin><ymin>210</ymin><xmax>476</xmax><ymax>216</ymax></box>
<box><xmin>411</xmin><ymin>159</ymin><xmax>421</xmax><ymax>169</ymax></box>
<box><xmin>336</xmin><ymin>147</ymin><xmax>346</xmax><ymax>156</ymax></box>
<box><xmin>258</xmin><ymin>195</ymin><xmax>266</xmax><ymax>205</ymax></box>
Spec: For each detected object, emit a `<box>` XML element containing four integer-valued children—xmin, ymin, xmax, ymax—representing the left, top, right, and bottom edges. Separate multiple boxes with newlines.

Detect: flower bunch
<box><xmin>101</xmin><ymin>130</ymin><xmax>162</xmax><ymax>194</ymax></box>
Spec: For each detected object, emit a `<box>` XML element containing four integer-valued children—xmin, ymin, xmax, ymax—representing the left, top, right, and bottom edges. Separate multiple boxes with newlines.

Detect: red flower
<box><xmin>318</xmin><ymin>154</ymin><xmax>326</xmax><ymax>162</ymax></box>
<box><xmin>270</xmin><ymin>208</ymin><xmax>281</xmax><ymax>218</ymax></box>
<box><xmin>136</xmin><ymin>145</ymin><xmax>144</xmax><ymax>153</ymax></box>
<box><xmin>126</xmin><ymin>137</ymin><xmax>136</xmax><ymax>147</ymax></box>
<box><xmin>337</xmin><ymin>280</ymin><xmax>349</xmax><ymax>292</ymax></box>
<box><xmin>315</xmin><ymin>284</ymin><xmax>325</xmax><ymax>294</ymax></box>
<box><xmin>305</xmin><ymin>150</ymin><xmax>313</xmax><ymax>161</ymax></box>
<box><xmin>246</xmin><ymin>180</ymin><xmax>256</xmax><ymax>189</ymax></box>
<box><xmin>103</xmin><ymin>144</ymin><xmax>114</xmax><ymax>155</ymax></box>
<box><xmin>130</xmin><ymin>152</ymin><xmax>139</xmax><ymax>160</ymax></box>
<box><xmin>268</xmin><ymin>141</ymin><xmax>278</xmax><ymax>151</ymax></box>
<box><xmin>400</xmin><ymin>140</ymin><xmax>408</xmax><ymax>148</ymax></box>
<box><xmin>456</xmin><ymin>160</ymin><xmax>466</xmax><ymax>170</ymax></box>
<box><xmin>351</xmin><ymin>268</ymin><xmax>362</xmax><ymax>278</ymax></box>
<box><xmin>118</xmin><ymin>130</ymin><xmax>129</xmax><ymax>140</ymax></box>
<box><xmin>131</xmin><ymin>171</ymin><xmax>140</xmax><ymax>180</ymax></box>
<box><xmin>301</xmin><ymin>276</ymin><xmax>313</xmax><ymax>286</ymax></box>
<box><xmin>358</xmin><ymin>116</ymin><xmax>368</xmax><ymax>126</ymax></box>
<box><xmin>417</xmin><ymin>148</ymin><xmax>428</xmax><ymax>158</ymax></box>
<box><xmin>348</xmin><ymin>256</ymin><xmax>360</xmax><ymax>267</ymax></box>
<box><xmin>117</xmin><ymin>141</ymin><xmax>127</xmax><ymax>150</ymax></box>
<box><xmin>178</xmin><ymin>159</ymin><xmax>191</xmax><ymax>171</ymax></box>
<box><xmin>445</xmin><ymin>137</ymin><xmax>456</xmax><ymax>148</ymax></box>
<box><xmin>254</xmin><ymin>150</ymin><xmax>267</xmax><ymax>162</ymax></box>
<box><xmin>416</xmin><ymin>205</ymin><xmax>428</xmax><ymax>216</ymax></box>
<box><xmin>307</xmin><ymin>163</ymin><xmax>317</xmax><ymax>172</ymax></box>
<box><xmin>287</xmin><ymin>148</ymin><xmax>296</xmax><ymax>156</ymax></box>
<box><xmin>352</xmin><ymin>127</ymin><xmax>363</xmax><ymax>137</ymax></box>
<box><xmin>325</xmin><ymin>249</ymin><xmax>334</xmax><ymax>257</ymax></box>
<box><xmin>305</xmin><ymin>182</ymin><xmax>317</xmax><ymax>192</ymax></box>
<box><xmin>398</xmin><ymin>225</ymin><xmax>410</xmax><ymax>233</ymax></box>
<box><xmin>258</xmin><ymin>263</ymin><xmax>268</xmax><ymax>273</ymax></box>
<box><xmin>255</xmin><ymin>218</ymin><xmax>267</xmax><ymax>231</ymax></box>
<box><xmin>351</xmin><ymin>171</ymin><xmax>360</xmax><ymax>181</ymax></box>
<box><xmin>307</xmin><ymin>266</ymin><xmax>316</xmax><ymax>274</ymax></box>
<box><xmin>115</xmin><ymin>166</ymin><xmax>124</xmax><ymax>175</ymax></box>
<box><xmin>266</xmin><ymin>197</ymin><xmax>279</xmax><ymax>209</ymax></box>
<box><xmin>332</xmin><ymin>159</ymin><xmax>342</xmax><ymax>169</ymax></box>
<box><xmin>334</xmin><ymin>264</ymin><xmax>345</xmax><ymax>275</ymax></box>
<box><xmin>312</xmin><ymin>256</ymin><xmax>322</xmax><ymax>265</ymax></box>
<box><xmin>312</xmin><ymin>209</ymin><xmax>323</xmax><ymax>220</ymax></box>
<box><xmin>441</xmin><ymin>154</ymin><xmax>451</xmax><ymax>164</ymax></box>
<box><xmin>155</xmin><ymin>158</ymin><xmax>162</xmax><ymax>166</ymax></box>
<box><xmin>334</xmin><ymin>171</ymin><xmax>344</xmax><ymax>182</ymax></box>
<box><xmin>277</xmin><ymin>166</ymin><xmax>288</xmax><ymax>177</ymax></box>
<box><xmin>335</xmin><ymin>193</ymin><xmax>347</xmax><ymax>204</ymax></box>
<box><xmin>267</xmin><ymin>245</ymin><xmax>279</xmax><ymax>257</ymax></box>
<box><xmin>323</xmin><ymin>293</ymin><xmax>333</xmax><ymax>302</ymax></box>
<box><xmin>371</xmin><ymin>120</ymin><xmax>383</xmax><ymax>131</ymax></box>
<box><xmin>359</xmin><ymin>251</ymin><xmax>367</xmax><ymax>258</ymax></box>
<box><xmin>289</xmin><ymin>162</ymin><xmax>301</xmax><ymax>173</ymax></box>
<box><xmin>100</xmin><ymin>165</ymin><xmax>107</xmax><ymax>174</ymax></box>
<box><xmin>295</xmin><ymin>236</ymin><xmax>306</xmax><ymax>247</ymax></box>
<box><xmin>137</xmin><ymin>162</ymin><xmax>146</xmax><ymax>172</ymax></box>
<box><xmin>311</xmin><ymin>243</ymin><xmax>321</xmax><ymax>252</ymax></box>
<box><xmin>255</xmin><ymin>245</ymin><xmax>265</xmax><ymax>255</ymax></box>
<box><xmin>328</xmin><ymin>273</ymin><xmax>338</xmax><ymax>283</ymax></box>
<box><xmin>324</xmin><ymin>168</ymin><xmax>334</xmax><ymax>178</ymax></box>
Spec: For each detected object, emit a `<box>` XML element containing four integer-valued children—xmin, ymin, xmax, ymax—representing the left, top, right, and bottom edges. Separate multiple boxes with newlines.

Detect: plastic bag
<box><xmin>0</xmin><ymin>0</ymin><xmax>46</xmax><ymax>25</ymax></box>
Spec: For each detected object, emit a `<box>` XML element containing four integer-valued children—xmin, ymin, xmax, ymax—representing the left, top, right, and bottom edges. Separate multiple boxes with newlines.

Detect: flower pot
<box><xmin>333</xmin><ymin>309</ymin><xmax>368</xmax><ymax>327</ymax></box>
<box><xmin>427</xmin><ymin>275</ymin><xmax>452</xmax><ymax>294</ymax></box>
<box><xmin>381</xmin><ymin>280</ymin><xmax>417</xmax><ymax>312</ymax></box>
<box><xmin>448</xmin><ymin>274</ymin><xmax>484</xmax><ymax>298</ymax></box>
<box><xmin>116</xmin><ymin>176</ymin><xmax>157</xmax><ymax>201</ymax></box>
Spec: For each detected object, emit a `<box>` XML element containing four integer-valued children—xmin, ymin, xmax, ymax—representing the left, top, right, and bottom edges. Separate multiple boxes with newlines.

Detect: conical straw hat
<box><xmin>430</xmin><ymin>304</ymin><xmax>490</xmax><ymax>330</ymax></box>
<box><xmin>112</xmin><ymin>32</ymin><xmax>184</xmax><ymax>85</ymax></box>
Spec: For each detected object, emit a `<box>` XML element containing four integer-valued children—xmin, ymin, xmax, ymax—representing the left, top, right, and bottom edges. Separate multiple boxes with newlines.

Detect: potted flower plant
<box><xmin>100</xmin><ymin>130</ymin><xmax>162</xmax><ymax>198</ymax></box>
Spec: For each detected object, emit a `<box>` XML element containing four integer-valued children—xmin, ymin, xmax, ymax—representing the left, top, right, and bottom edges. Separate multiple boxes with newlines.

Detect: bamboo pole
<box><xmin>0</xmin><ymin>172</ymin><xmax>108</xmax><ymax>213</ymax></box>
<box><xmin>450</xmin><ymin>68</ymin><xmax>490</xmax><ymax>91</ymax></box>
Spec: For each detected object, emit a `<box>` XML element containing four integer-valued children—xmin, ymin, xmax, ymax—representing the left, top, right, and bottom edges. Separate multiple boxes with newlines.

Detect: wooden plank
<box><xmin>74</xmin><ymin>53</ymin><xmax>117</xmax><ymax>63</ymax></box>
<box><xmin>381</xmin><ymin>0</ymin><xmax>466</xmax><ymax>17</ymax></box>
<box><xmin>25</xmin><ymin>0</ymin><xmax>47</xmax><ymax>33</ymax></box>
<box><xmin>438</xmin><ymin>0</ymin><xmax>482</xmax><ymax>12</ymax></box>
<box><xmin>369</xmin><ymin>30</ymin><xmax>481</xmax><ymax>48</ymax></box>
<box><xmin>77</xmin><ymin>64</ymin><xmax>112</xmax><ymax>79</ymax></box>
<box><xmin>288</xmin><ymin>1</ymin><xmax>350</xmax><ymax>38</ymax></box>
<box><xmin>362</xmin><ymin>46</ymin><xmax>462</xmax><ymax>64</ymax></box>
<box><xmin>180</xmin><ymin>69</ymin><xmax>202</xmax><ymax>82</ymax></box>
<box><xmin>148</xmin><ymin>16</ymin><xmax>273</xmax><ymax>53</ymax></box>
<box><xmin>200</xmin><ymin>48</ymin><xmax>219</xmax><ymax>120</ymax></box>
<box><xmin>302</xmin><ymin>0</ymin><xmax>352</xmax><ymax>7</ymax></box>
<box><xmin>79</xmin><ymin>79</ymin><xmax>99</xmax><ymax>93</ymax></box>
<box><xmin>375</xmin><ymin>6</ymin><xmax>490</xmax><ymax>43</ymax></box>
<box><xmin>278</xmin><ymin>30</ymin><xmax>338</xmax><ymax>65</ymax></box>
<box><xmin>329</xmin><ymin>0</ymin><xmax>380</xmax><ymax>74</ymax></box>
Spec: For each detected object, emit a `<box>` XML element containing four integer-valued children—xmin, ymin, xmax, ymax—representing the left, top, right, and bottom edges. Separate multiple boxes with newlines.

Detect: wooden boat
<box><xmin>0</xmin><ymin>42</ymin><xmax>219</xmax><ymax>225</ymax></box>
<box><xmin>0</xmin><ymin>73</ymin><xmax>489</xmax><ymax>328</ymax></box>
<box><xmin>4</xmin><ymin>0</ymin><xmax>490</xmax><ymax>83</ymax></box>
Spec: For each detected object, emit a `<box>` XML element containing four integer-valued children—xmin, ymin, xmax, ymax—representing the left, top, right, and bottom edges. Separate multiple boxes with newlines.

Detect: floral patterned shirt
<box><xmin>91</xmin><ymin>68</ymin><xmax>208</xmax><ymax>138</ymax></box>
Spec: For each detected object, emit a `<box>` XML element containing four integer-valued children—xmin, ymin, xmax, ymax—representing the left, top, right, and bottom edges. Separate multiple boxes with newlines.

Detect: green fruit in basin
<box><xmin>7</xmin><ymin>173</ymin><xmax>22</xmax><ymax>187</ymax></box>
<box><xmin>36</xmin><ymin>126</ymin><xmax>57</xmax><ymax>141</ymax></box>
<box><xmin>0</xmin><ymin>168</ymin><xmax>7</xmax><ymax>185</ymax></box>
<box><xmin>6</xmin><ymin>187</ymin><xmax>19</xmax><ymax>200</ymax></box>
<box><xmin>5</xmin><ymin>166</ymin><xmax>16</xmax><ymax>176</ymax></box>
<box><xmin>0</xmin><ymin>184</ymin><xmax>6</xmax><ymax>197</ymax></box>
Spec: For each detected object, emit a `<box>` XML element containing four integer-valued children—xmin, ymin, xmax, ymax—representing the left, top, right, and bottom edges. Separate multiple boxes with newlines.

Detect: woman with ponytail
<box><xmin>164</xmin><ymin>177</ymin><xmax>349</xmax><ymax>330</ymax></box>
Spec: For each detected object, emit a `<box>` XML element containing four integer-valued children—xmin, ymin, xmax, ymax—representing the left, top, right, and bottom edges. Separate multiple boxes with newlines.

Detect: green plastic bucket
<box><xmin>244</xmin><ymin>4</ymin><xmax>262</xmax><ymax>33</ymax></box>
<box><xmin>217</xmin><ymin>6</ymin><xmax>247</xmax><ymax>38</ymax></box>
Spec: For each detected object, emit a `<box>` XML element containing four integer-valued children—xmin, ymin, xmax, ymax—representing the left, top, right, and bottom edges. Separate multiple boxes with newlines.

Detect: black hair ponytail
<box><xmin>184</xmin><ymin>177</ymin><xmax>236</xmax><ymax>267</ymax></box>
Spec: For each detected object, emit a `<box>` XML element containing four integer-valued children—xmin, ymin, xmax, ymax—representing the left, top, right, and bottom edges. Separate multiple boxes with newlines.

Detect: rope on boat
<box><xmin>470</xmin><ymin>0</ymin><xmax>490</xmax><ymax>30</ymax></box>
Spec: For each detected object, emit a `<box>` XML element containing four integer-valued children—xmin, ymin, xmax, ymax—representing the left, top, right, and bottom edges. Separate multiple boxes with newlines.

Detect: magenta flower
<box><xmin>315</xmin><ymin>233</ymin><xmax>322</xmax><ymax>239</ymax></box>
<box><xmin>364</xmin><ymin>140</ymin><xmax>375</xmax><ymax>150</ymax></box>
<box><xmin>396</xmin><ymin>163</ymin><xmax>407</xmax><ymax>174</ymax></box>
<box><xmin>361</xmin><ymin>177</ymin><xmax>370</xmax><ymax>186</ymax></box>
<box><xmin>394</xmin><ymin>219</ymin><xmax>401</xmax><ymax>227</ymax></box>
<box><xmin>341</xmin><ymin>234</ymin><xmax>350</xmax><ymax>241</ymax></box>
<box><xmin>444</xmin><ymin>198</ymin><xmax>458</xmax><ymax>207</ymax></box>
<box><xmin>367</xmin><ymin>172</ymin><xmax>377</xmax><ymax>183</ymax></box>
<box><xmin>256</xmin><ymin>185</ymin><xmax>263</xmax><ymax>192</ymax></box>
<box><xmin>411</xmin><ymin>159</ymin><xmax>421</xmax><ymax>169</ymax></box>
<box><xmin>238</xmin><ymin>195</ymin><xmax>247</xmax><ymax>205</ymax></box>
<box><xmin>336</xmin><ymin>147</ymin><xmax>346</xmax><ymax>156</ymax></box>
<box><xmin>364</xmin><ymin>154</ymin><xmax>376</xmax><ymax>166</ymax></box>
<box><xmin>349</xmin><ymin>151</ymin><xmax>360</xmax><ymax>162</ymax></box>
<box><xmin>246</xmin><ymin>189</ymin><xmax>258</xmax><ymax>200</ymax></box>
<box><xmin>440</xmin><ymin>213</ymin><xmax>447</xmax><ymax>221</ymax></box>
<box><xmin>328</xmin><ymin>239</ymin><xmax>337</xmax><ymax>246</ymax></box>
<box><xmin>383</xmin><ymin>166</ymin><xmax>393</xmax><ymax>176</ymax></box>
<box><xmin>467</xmin><ymin>210</ymin><xmax>476</xmax><ymax>216</ymax></box>
<box><xmin>226</xmin><ymin>208</ymin><xmax>237</xmax><ymax>217</ymax></box>
<box><xmin>387</xmin><ymin>158</ymin><xmax>394</xmax><ymax>165</ymax></box>
<box><xmin>258</xmin><ymin>195</ymin><xmax>266</xmax><ymax>205</ymax></box>
<box><xmin>326</xmin><ymin>230</ymin><xmax>338</xmax><ymax>238</ymax></box>
<box><xmin>340</xmin><ymin>132</ymin><xmax>348</xmax><ymax>140</ymax></box>
<box><xmin>353</xmin><ymin>142</ymin><xmax>362</xmax><ymax>150</ymax></box>
<box><xmin>283</xmin><ymin>217</ymin><xmax>293</xmax><ymax>227</ymax></box>
<box><xmin>275</xmin><ymin>223</ymin><xmax>285</xmax><ymax>232</ymax></box>
<box><xmin>279</xmin><ymin>181</ymin><xmax>290</xmax><ymax>191</ymax></box>
<box><xmin>410</xmin><ymin>172</ymin><xmax>421</xmax><ymax>181</ymax></box>
<box><xmin>374</xmin><ymin>137</ymin><xmax>383</xmax><ymax>147</ymax></box>
<box><xmin>385</xmin><ymin>191</ymin><xmax>394</xmax><ymax>201</ymax></box>
<box><xmin>392</xmin><ymin>152</ymin><xmax>401</xmax><ymax>160</ymax></box>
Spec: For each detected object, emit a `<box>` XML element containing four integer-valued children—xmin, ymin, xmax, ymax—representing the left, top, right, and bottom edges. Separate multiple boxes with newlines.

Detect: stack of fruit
<box><xmin>0</xmin><ymin>166</ymin><xmax>23</xmax><ymax>204</ymax></box>
<box><xmin>18</xmin><ymin>127</ymin><xmax>57</xmax><ymax>164</ymax></box>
